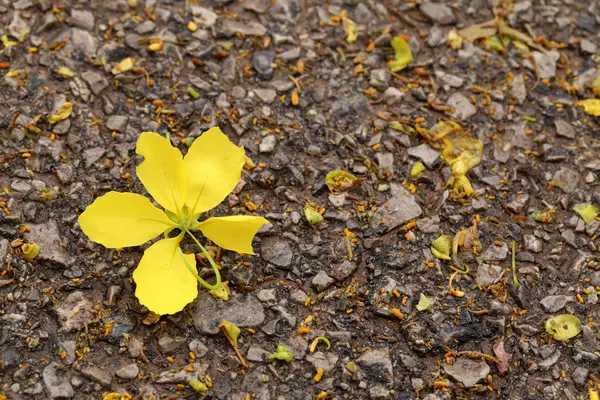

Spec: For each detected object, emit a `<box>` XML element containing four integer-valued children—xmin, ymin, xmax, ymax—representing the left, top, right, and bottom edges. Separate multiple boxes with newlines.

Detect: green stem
<box><xmin>184</xmin><ymin>228</ymin><xmax>222</xmax><ymax>287</ymax></box>
<box><xmin>511</xmin><ymin>241</ymin><xmax>520</xmax><ymax>287</ymax></box>
<box><xmin>177</xmin><ymin>248</ymin><xmax>215</xmax><ymax>290</ymax></box>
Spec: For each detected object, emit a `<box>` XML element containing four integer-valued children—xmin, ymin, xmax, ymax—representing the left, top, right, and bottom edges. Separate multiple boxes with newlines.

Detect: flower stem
<box><xmin>177</xmin><ymin>248</ymin><xmax>215</xmax><ymax>290</ymax></box>
<box><xmin>184</xmin><ymin>228</ymin><xmax>222</xmax><ymax>287</ymax></box>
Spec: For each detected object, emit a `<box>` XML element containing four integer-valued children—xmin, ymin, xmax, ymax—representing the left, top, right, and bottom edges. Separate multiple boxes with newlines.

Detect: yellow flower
<box><xmin>78</xmin><ymin>127</ymin><xmax>268</xmax><ymax>315</ymax></box>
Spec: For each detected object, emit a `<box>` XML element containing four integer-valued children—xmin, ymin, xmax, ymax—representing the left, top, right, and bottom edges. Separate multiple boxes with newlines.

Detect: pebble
<box><xmin>572</xmin><ymin>367</ymin><xmax>589</xmax><ymax>386</ymax></box>
<box><xmin>580</xmin><ymin>38</ymin><xmax>597</xmax><ymax>54</ymax></box>
<box><xmin>43</xmin><ymin>362</ymin><xmax>74</xmax><ymax>399</ymax></box>
<box><xmin>257</xmin><ymin>289</ymin><xmax>277</xmax><ymax>303</ymax></box>
<box><xmin>443</xmin><ymin>358</ymin><xmax>489</xmax><ymax>388</ymax></box>
<box><xmin>253</xmin><ymin>50</ymin><xmax>276</xmax><ymax>77</ymax></box>
<box><xmin>553</xmin><ymin>167</ymin><xmax>580</xmax><ymax>193</ymax></box>
<box><xmin>420</xmin><ymin>2</ymin><xmax>456</xmax><ymax>25</ymax></box>
<box><xmin>259</xmin><ymin>135</ymin><xmax>277</xmax><ymax>153</ymax></box>
<box><xmin>55</xmin><ymin>291</ymin><xmax>96</xmax><ymax>332</ymax></box>
<box><xmin>106</xmin><ymin>115</ymin><xmax>128</xmax><ymax>132</ymax></box>
<box><xmin>475</xmin><ymin>263</ymin><xmax>505</xmax><ymax>286</ymax></box>
<box><xmin>191</xmin><ymin>292</ymin><xmax>265</xmax><ymax>334</ymax></box>
<box><xmin>356</xmin><ymin>348</ymin><xmax>393</xmax><ymax>387</ymax></box>
<box><xmin>253</xmin><ymin>88</ymin><xmax>277</xmax><ymax>104</ymax></box>
<box><xmin>24</xmin><ymin>222</ymin><xmax>70</xmax><ymax>266</ymax></box>
<box><xmin>511</xmin><ymin>74</ymin><xmax>527</xmax><ymax>105</ymax></box>
<box><xmin>407</xmin><ymin>144</ymin><xmax>440</xmax><ymax>168</ymax></box>
<box><xmin>483</xmin><ymin>242</ymin><xmax>509</xmax><ymax>261</ymax></box>
<box><xmin>312</xmin><ymin>270</ymin><xmax>335</xmax><ymax>292</ymax></box>
<box><xmin>70</xmin><ymin>9</ymin><xmax>94</xmax><ymax>31</ymax></box>
<box><xmin>371</xmin><ymin>185</ymin><xmax>422</xmax><ymax>231</ymax></box>
<box><xmin>116</xmin><ymin>364</ymin><xmax>139</xmax><ymax>379</ymax></box>
<box><xmin>523</xmin><ymin>234</ymin><xmax>542</xmax><ymax>253</ymax></box>
<box><xmin>576</xmin><ymin>13</ymin><xmax>596</xmax><ymax>33</ymax></box>
<box><xmin>188</xmin><ymin>340</ymin><xmax>209</xmax><ymax>358</ymax></box>
<box><xmin>531</xmin><ymin>51</ymin><xmax>559</xmax><ymax>79</ymax></box>
<box><xmin>190</xmin><ymin>6</ymin><xmax>218</xmax><ymax>27</ymax></box>
<box><xmin>83</xmin><ymin>147</ymin><xmax>105</xmax><ymax>168</ymax></box>
<box><xmin>261</xmin><ymin>237</ymin><xmax>293</xmax><ymax>267</ymax></box>
<box><xmin>447</xmin><ymin>92</ymin><xmax>476</xmax><ymax>121</ymax></box>
<box><xmin>81</xmin><ymin>71</ymin><xmax>109</xmax><ymax>95</ymax></box>
<box><xmin>540</xmin><ymin>295</ymin><xmax>570</xmax><ymax>313</ymax></box>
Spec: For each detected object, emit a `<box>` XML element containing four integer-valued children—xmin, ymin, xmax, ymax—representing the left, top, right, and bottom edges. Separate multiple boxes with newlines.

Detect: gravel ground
<box><xmin>1</xmin><ymin>0</ymin><xmax>600</xmax><ymax>399</ymax></box>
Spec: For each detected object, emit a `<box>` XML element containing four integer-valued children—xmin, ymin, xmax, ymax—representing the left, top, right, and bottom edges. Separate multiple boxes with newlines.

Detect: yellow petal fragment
<box><xmin>457</xmin><ymin>21</ymin><xmax>497</xmax><ymax>42</ymax></box>
<box><xmin>57</xmin><ymin>66</ymin><xmax>74</xmax><ymax>78</ymax></box>
<box><xmin>189</xmin><ymin>381</ymin><xmax>208</xmax><ymax>393</ymax></box>
<box><xmin>431</xmin><ymin>235</ymin><xmax>452</xmax><ymax>260</ymax></box>
<box><xmin>416</xmin><ymin>293</ymin><xmax>432</xmax><ymax>311</ymax></box>
<box><xmin>111</xmin><ymin>57</ymin><xmax>135</xmax><ymax>75</ymax></box>
<box><xmin>219</xmin><ymin>320</ymin><xmax>241</xmax><ymax>345</ymax></box>
<box><xmin>268</xmin><ymin>345</ymin><xmax>294</xmax><ymax>362</ymax></box>
<box><xmin>440</xmin><ymin>131</ymin><xmax>483</xmax><ymax>196</ymax></box>
<box><xmin>573</xmin><ymin>203</ymin><xmax>599</xmax><ymax>224</ymax></box>
<box><xmin>591</xmin><ymin>389</ymin><xmax>599</xmax><ymax>400</ymax></box>
<box><xmin>388</xmin><ymin>37</ymin><xmax>413</xmax><ymax>72</ymax></box>
<box><xmin>79</xmin><ymin>191</ymin><xmax>175</xmax><ymax>248</ymax></box>
<box><xmin>304</xmin><ymin>205</ymin><xmax>324</xmax><ymax>225</ymax></box>
<box><xmin>22</xmin><ymin>242</ymin><xmax>40</xmax><ymax>261</ymax></box>
<box><xmin>410</xmin><ymin>161</ymin><xmax>425</xmax><ymax>179</ymax></box>
<box><xmin>447</xmin><ymin>29</ymin><xmax>463</xmax><ymax>49</ymax></box>
<box><xmin>545</xmin><ymin>314</ymin><xmax>582</xmax><ymax>341</ymax></box>
<box><xmin>184</xmin><ymin>127</ymin><xmax>245</xmax><ymax>215</ymax></box>
<box><xmin>579</xmin><ymin>99</ymin><xmax>600</xmax><ymax>117</ymax></box>
<box><xmin>132</xmin><ymin>236</ymin><xmax>198</xmax><ymax>315</ymax></box>
<box><xmin>325</xmin><ymin>170</ymin><xmax>365</xmax><ymax>193</ymax></box>
<box><xmin>197</xmin><ymin>215</ymin><xmax>268</xmax><ymax>255</ymax></box>
<box><xmin>1</xmin><ymin>35</ymin><xmax>17</xmax><ymax>48</ymax></box>
<box><xmin>136</xmin><ymin>132</ymin><xmax>187</xmax><ymax>216</ymax></box>
<box><xmin>342</xmin><ymin>17</ymin><xmax>357</xmax><ymax>43</ymax></box>
<box><xmin>48</xmin><ymin>102</ymin><xmax>73</xmax><ymax>124</ymax></box>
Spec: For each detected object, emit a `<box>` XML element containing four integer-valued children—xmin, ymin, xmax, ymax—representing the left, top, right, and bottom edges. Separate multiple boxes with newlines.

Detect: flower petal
<box><xmin>136</xmin><ymin>132</ymin><xmax>187</xmax><ymax>216</ymax></box>
<box><xmin>79</xmin><ymin>191</ymin><xmax>176</xmax><ymax>248</ymax></box>
<box><xmin>132</xmin><ymin>235</ymin><xmax>198</xmax><ymax>315</ymax></box>
<box><xmin>184</xmin><ymin>127</ymin><xmax>245</xmax><ymax>216</ymax></box>
<box><xmin>197</xmin><ymin>215</ymin><xmax>268</xmax><ymax>254</ymax></box>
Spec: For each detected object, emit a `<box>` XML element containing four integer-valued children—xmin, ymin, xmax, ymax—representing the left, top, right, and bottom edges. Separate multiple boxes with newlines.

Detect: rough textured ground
<box><xmin>1</xmin><ymin>0</ymin><xmax>600</xmax><ymax>399</ymax></box>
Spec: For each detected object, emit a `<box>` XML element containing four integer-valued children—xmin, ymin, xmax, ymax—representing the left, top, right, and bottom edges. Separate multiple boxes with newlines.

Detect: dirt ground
<box><xmin>1</xmin><ymin>0</ymin><xmax>600</xmax><ymax>399</ymax></box>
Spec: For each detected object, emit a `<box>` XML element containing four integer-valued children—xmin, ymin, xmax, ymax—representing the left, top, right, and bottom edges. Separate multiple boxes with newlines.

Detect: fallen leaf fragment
<box><xmin>388</xmin><ymin>37</ymin><xmax>413</xmax><ymax>72</ymax></box>
<box><xmin>545</xmin><ymin>314</ymin><xmax>582</xmax><ymax>341</ymax></box>
<box><xmin>310</xmin><ymin>336</ymin><xmax>331</xmax><ymax>353</ymax></box>
<box><xmin>325</xmin><ymin>170</ymin><xmax>364</xmax><ymax>193</ymax></box>
<box><xmin>304</xmin><ymin>204</ymin><xmax>324</xmax><ymax>225</ymax></box>
<box><xmin>410</xmin><ymin>161</ymin><xmax>425</xmax><ymax>179</ymax></box>
<box><xmin>573</xmin><ymin>203</ymin><xmax>598</xmax><ymax>224</ymax></box>
<box><xmin>111</xmin><ymin>57</ymin><xmax>135</xmax><ymax>75</ymax></box>
<box><xmin>268</xmin><ymin>345</ymin><xmax>294</xmax><ymax>362</ymax></box>
<box><xmin>342</xmin><ymin>17</ymin><xmax>357</xmax><ymax>43</ymax></box>
<box><xmin>492</xmin><ymin>341</ymin><xmax>511</xmax><ymax>375</ymax></box>
<box><xmin>431</xmin><ymin>235</ymin><xmax>452</xmax><ymax>260</ymax></box>
<box><xmin>48</xmin><ymin>102</ymin><xmax>73</xmax><ymax>124</ymax></box>
<box><xmin>578</xmin><ymin>99</ymin><xmax>600</xmax><ymax>117</ymax></box>
<box><xmin>189</xmin><ymin>380</ymin><xmax>209</xmax><ymax>393</ymax></box>
<box><xmin>220</xmin><ymin>320</ymin><xmax>247</xmax><ymax>368</ymax></box>
<box><xmin>102</xmin><ymin>394</ymin><xmax>126</xmax><ymax>400</ymax></box>
<box><xmin>416</xmin><ymin>293</ymin><xmax>432</xmax><ymax>311</ymax></box>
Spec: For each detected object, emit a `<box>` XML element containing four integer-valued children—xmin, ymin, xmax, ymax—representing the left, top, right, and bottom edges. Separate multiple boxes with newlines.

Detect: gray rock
<box><xmin>261</xmin><ymin>237</ymin><xmax>293</xmax><ymax>267</ymax></box>
<box><xmin>572</xmin><ymin>367</ymin><xmax>589</xmax><ymax>386</ymax></box>
<box><xmin>135</xmin><ymin>20</ymin><xmax>156</xmax><ymax>34</ymax></box>
<box><xmin>290</xmin><ymin>289</ymin><xmax>308</xmax><ymax>305</ymax></box>
<box><xmin>376</xmin><ymin>152</ymin><xmax>394</xmax><ymax>173</ymax></box>
<box><xmin>253</xmin><ymin>88</ymin><xmax>277</xmax><ymax>104</ymax></box>
<box><xmin>354</xmin><ymin>3</ymin><xmax>374</xmax><ymax>25</ymax></box>
<box><xmin>190</xmin><ymin>6</ymin><xmax>218</xmax><ymax>27</ymax></box>
<box><xmin>407</xmin><ymin>144</ymin><xmax>440</xmax><ymax>168</ymax></box>
<box><xmin>312</xmin><ymin>270</ymin><xmax>335</xmax><ymax>292</ymax></box>
<box><xmin>116</xmin><ymin>364</ymin><xmax>139</xmax><ymax>379</ymax></box>
<box><xmin>59</xmin><ymin>341</ymin><xmax>77</xmax><ymax>365</ymax></box>
<box><xmin>70</xmin><ymin>9</ymin><xmax>94</xmax><ymax>30</ymax></box>
<box><xmin>577</xmin><ymin>13</ymin><xmax>596</xmax><ymax>33</ymax></box>
<box><xmin>511</xmin><ymin>74</ymin><xmax>527</xmax><ymax>105</ymax></box>
<box><xmin>538</xmin><ymin>350</ymin><xmax>561</xmax><ymax>369</ymax></box>
<box><xmin>382</xmin><ymin>87</ymin><xmax>404</xmax><ymax>105</ymax></box>
<box><xmin>43</xmin><ymin>362</ymin><xmax>74</xmax><ymax>399</ymax></box>
<box><xmin>0</xmin><ymin>239</ymin><xmax>9</xmax><ymax>260</ymax></box>
<box><xmin>106</xmin><ymin>115</ymin><xmax>128</xmax><ymax>132</ymax></box>
<box><xmin>24</xmin><ymin>222</ymin><xmax>70</xmax><ymax>266</ymax></box>
<box><xmin>581</xmin><ymin>39</ymin><xmax>597</xmax><ymax>54</ymax></box>
<box><xmin>427</xmin><ymin>26</ymin><xmax>445</xmax><ymax>47</ymax></box>
<box><xmin>356</xmin><ymin>348</ymin><xmax>394</xmax><ymax>387</ymax></box>
<box><xmin>71</xmin><ymin>28</ymin><xmax>98</xmax><ymax>57</ymax></box>
<box><xmin>540</xmin><ymin>295</ymin><xmax>570</xmax><ymax>313</ymax></box>
<box><xmin>420</xmin><ymin>2</ymin><xmax>456</xmax><ymax>25</ymax></box>
<box><xmin>220</xmin><ymin>19</ymin><xmax>267</xmax><ymax>36</ymax></box>
<box><xmin>476</xmin><ymin>264</ymin><xmax>505</xmax><ymax>286</ymax></box>
<box><xmin>447</xmin><ymin>93</ymin><xmax>476</xmax><ymax>121</ymax></box>
<box><xmin>83</xmin><ymin>147</ymin><xmax>105</xmax><ymax>168</ymax></box>
<box><xmin>553</xmin><ymin>167</ymin><xmax>580</xmax><ymax>193</ymax></box>
<box><xmin>371</xmin><ymin>185</ymin><xmax>422</xmax><ymax>231</ymax></box>
<box><xmin>443</xmin><ymin>358</ymin><xmax>489</xmax><ymax>387</ymax></box>
<box><xmin>306</xmin><ymin>351</ymin><xmax>339</xmax><ymax>372</ymax></box>
<box><xmin>524</xmin><ymin>234</ymin><xmax>542</xmax><ymax>253</ymax></box>
<box><xmin>257</xmin><ymin>289</ymin><xmax>276</xmax><ymax>303</ymax></box>
<box><xmin>247</xmin><ymin>346</ymin><xmax>270</xmax><ymax>362</ymax></box>
<box><xmin>483</xmin><ymin>242</ymin><xmax>509</xmax><ymax>261</ymax></box>
<box><xmin>158</xmin><ymin>336</ymin><xmax>186</xmax><ymax>353</ymax></box>
<box><xmin>156</xmin><ymin>363</ymin><xmax>209</xmax><ymax>384</ymax></box>
<box><xmin>370</xmin><ymin>387</ymin><xmax>391</xmax><ymax>400</ymax></box>
<box><xmin>269</xmin><ymin>0</ymin><xmax>302</xmax><ymax>22</ymax></box>
<box><xmin>532</xmin><ymin>51</ymin><xmax>559</xmax><ymax>79</ymax></box>
<box><xmin>555</xmin><ymin>120</ymin><xmax>575</xmax><ymax>139</ymax></box>
<box><xmin>505</xmin><ymin>194</ymin><xmax>529</xmax><ymax>213</ymax></box>
<box><xmin>81</xmin><ymin>72</ymin><xmax>108</xmax><ymax>95</ymax></box>
<box><xmin>259</xmin><ymin>135</ymin><xmax>277</xmax><ymax>153</ymax></box>
<box><xmin>189</xmin><ymin>340</ymin><xmax>209</xmax><ymax>358</ymax></box>
<box><xmin>332</xmin><ymin>260</ymin><xmax>357</xmax><ymax>281</ymax></box>
<box><xmin>80</xmin><ymin>366</ymin><xmax>112</xmax><ymax>387</ymax></box>
<box><xmin>191</xmin><ymin>292</ymin><xmax>265</xmax><ymax>334</ymax></box>
<box><xmin>9</xmin><ymin>12</ymin><xmax>29</xmax><ymax>39</ymax></box>
<box><xmin>253</xmin><ymin>50</ymin><xmax>275</xmax><ymax>77</ymax></box>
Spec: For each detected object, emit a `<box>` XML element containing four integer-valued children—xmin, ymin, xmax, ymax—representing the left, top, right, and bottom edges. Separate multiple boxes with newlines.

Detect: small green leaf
<box><xmin>187</xmin><ymin>87</ymin><xmax>200</xmax><ymax>99</ymax></box>
<box><xmin>545</xmin><ymin>314</ymin><xmax>581</xmax><ymax>341</ymax></box>
<box><xmin>416</xmin><ymin>293</ymin><xmax>432</xmax><ymax>311</ymax></box>
<box><xmin>325</xmin><ymin>170</ymin><xmax>364</xmax><ymax>193</ymax></box>
<box><xmin>431</xmin><ymin>235</ymin><xmax>452</xmax><ymax>260</ymax></box>
<box><xmin>268</xmin><ymin>345</ymin><xmax>294</xmax><ymax>362</ymax></box>
<box><xmin>388</xmin><ymin>37</ymin><xmax>413</xmax><ymax>72</ymax></box>
<box><xmin>573</xmin><ymin>203</ymin><xmax>598</xmax><ymax>224</ymax></box>
<box><xmin>304</xmin><ymin>205</ymin><xmax>324</xmax><ymax>225</ymax></box>
<box><xmin>189</xmin><ymin>380</ymin><xmax>209</xmax><ymax>393</ymax></box>
<box><xmin>523</xmin><ymin>115</ymin><xmax>536</xmax><ymax>122</ymax></box>
<box><xmin>219</xmin><ymin>320</ymin><xmax>240</xmax><ymax>345</ymax></box>
<box><xmin>309</xmin><ymin>336</ymin><xmax>331</xmax><ymax>353</ymax></box>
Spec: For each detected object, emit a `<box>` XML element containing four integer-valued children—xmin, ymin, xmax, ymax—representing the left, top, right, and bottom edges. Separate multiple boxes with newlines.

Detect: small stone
<box><xmin>554</xmin><ymin>119</ymin><xmax>575</xmax><ymax>139</ymax></box>
<box><xmin>538</xmin><ymin>350</ymin><xmax>561</xmax><ymax>369</ymax></box>
<box><xmin>190</xmin><ymin>6</ymin><xmax>218</xmax><ymax>27</ymax></box>
<box><xmin>531</xmin><ymin>51</ymin><xmax>559</xmax><ymax>79</ymax></box>
<box><xmin>523</xmin><ymin>235</ymin><xmax>542</xmax><ymax>253</ymax></box>
<box><xmin>70</xmin><ymin>9</ymin><xmax>94</xmax><ymax>30</ymax></box>
<box><xmin>116</xmin><ymin>364</ymin><xmax>139</xmax><ymax>379</ymax></box>
<box><xmin>24</xmin><ymin>222</ymin><xmax>70</xmax><ymax>266</ymax></box>
<box><xmin>505</xmin><ymin>194</ymin><xmax>529</xmax><ymax>214</ymax></box>
<box><xmin>83</xmin><ymin>147</ymin><xmax>105</xmax><ymax>168</ymax></box>
<box><xmin>59</xmin><ymin>341</ymin><xmax>77</xmax><ymax>365</ymax></box>
<box><xmin>43</xmin><ymin>362</ymin><xmax>74</xmax><ymax>399</ymax></box>
<box><xmin>253</xmin><ymin>88</ymin><xmax>277</xmax><ymax>104</ymax></box>
<box><xmin>259</xmin><ymin>135</ymin><xmax>277</xmax><ymax>153</ymax></box>
<box><xmin>577</xmin><ymin>13</ymin><xmax>596</xmax><ymax>33</ymax></box>
<box><xmin>135</xmin><ymin>20</ymin><xmax>156</xmax><ymax>34</ymax></box>
<box><xmin>483</xmin><ymin>242</ymin><xmax>509</xmax><ymax>261</ymax></box>
<box><xmin>81</xmin><ymin>71</ymin><xmax>109</xmax><ymax>95</ymax></box>
<box><xmin>420</xmin><ymin>2</ymin><xmax>456</xmax><ymax>25</ymax></box>
<box><xmin>70</xmin><ymin>28</ymin><xmax>98</xmax><ymax>57</ymax></box>
<box><xmin>189</xmin><ymin>340</ymin><xmax>209</xmax><ymax>358</ymax></box>
<box><xmin>447</xmin><ymin>93</ymin><xmax>476</xmax><ymax>121</ymax></box>
<box><xmin>444</xmin><ymin>358</ymin><xmax>489</xmax><ymax>388</ymax></box>
<box><xmin>382</xmin><ymin>87</ymin><xmax>404</xmax><ymax>105</ymax></box>
<box><xmin>553</xmin><ymin>167</ymin><xmax>580</xmax><ymax>193</ymax></box>
<box><xmin>356</xmin><ymin>348</ymin><xmax>394</xmax><ymax>387</ymax></box>
<box><xmin>572</xmin><ymin>367</ymin><xmax>589</xmax><ymax>386</ymax></box>
<box><xmin>407</xmin><ymin>144</ymin><xmax>440</xmax><ymax>168</ymax></box>
<box><xmin>290</xmin><ymin>289</ymin><xmax>308</xmax><ymax>305</ymax></box>
<box><xmin>332</xmin><ymin>260</ymin><xmax>357</xmax><ymax>281</ymax></box>
<box><xmin>371</xmin><ymin>185</ymin><xmax>422</xmax><ymax>231</ymax></box>
<box><xmin>80</xmin><ymin>365</ymin><xmax>112</xmax><ymax>387</ymax></box>
<box><xmin>106</xmin><ymin>115</ymin><xmax>128</xmax><ymax>132</ymax></box>
<box><xmin>540</xmin><ymin>295</ymin><xmax>570</xmax><ymax>313</ymax></box>
<box><xmin>247</xmin><ymin>346</ymin><xmax>270</xmax><ymax>362</ymax></box>
<box><xmin>191</xmin><ymin>292</ymin><xmax>265</xmax><ymax>334</ymax></box>
<box><xmin>580</xmin><ymin>39</ymin><xmax>597</xmax><ymax>54</ymax></box>
<box><xmin>56</xmin><ymin>291</ymin><xmax>96</xmax><ymax>332</ymax></box>
<box><xmin>370</xmin><ymin>387</ymin><xmax>391</xmax><ymax>400</ymax></box>
<box><xmin>511</xmin><ymin>74</ymin><xmax>527</xmax><ymax>105</ymax></box>
<box><xmin>253</xmin><ymin>50</ymin><xmax>275</xmax><ymax>77</ymax></box>
<box><xmin>261</xmin><ymin>237</ymin><xmax>293</xmax><ymax>267</ymax></box>
<box><xmin>257</xmin><ymin>289</ymin><xmax>277</xmax><ymax>303</ymax></box>
<box><xmin>158</xmin><ymin>336</ymin><xmax>186</xmax><ymax>353</ymax></box>
<box><xmin>476</xmin><ymin>264</ymin><xmax>505</xmax><ymax>286</ymax></box>
<box><xmin>312</xmin><ymin>271</ymin><xmax>335</xmax><ymax>292</ymax></box>
<box><xmin>220</xmin><ymin>19</ymin><xmax>267</xmax><ymax>36</ymax></box>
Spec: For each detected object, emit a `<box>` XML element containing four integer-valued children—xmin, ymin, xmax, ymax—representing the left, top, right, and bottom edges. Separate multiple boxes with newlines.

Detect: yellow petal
<box><xmin>197</xmin><ymin>215</ymin><xmax>268</xmax><ymax>254</ymax></box>
<box><xmin>388</xmin><ymin>37</ymin><xmax>413</xmax><ymax>72</ymax></box>
<box><xmin>184</xmin><ymin>127</ymin><xmax>245</xmax><ymax>215</ymax></box>
<box><xmin>342</xmin><ymin>17</ymin><xmax>357</xmax><ymax>43</ymax></box>
<box><xmin>579</xmin><ymin>99</ymin><xmax>600</xmax><ymax>117</ymax></box>
<box><xmin>48</xmin><ymin>102</ymin><xmax>73</xmax><ymax>124</ymax></box>
<box><xmin>79</xmin><ymin>191</ymin><xmax>175</xmax><ymax>248</ymax></box>
<box><xmin>136</xmin><ymin>132</ymin><xmax>187</xmax><ymax>216</ymax></box>
<box><xmin>132</xmin><ymin>236</ymin><xmax>198</xmax><ymax>315</ymax></box>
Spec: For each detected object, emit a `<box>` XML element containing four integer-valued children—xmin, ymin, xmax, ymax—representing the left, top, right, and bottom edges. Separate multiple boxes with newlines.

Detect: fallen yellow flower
<box><xmin>388</xmin><ymin>37</ymin><xmax>413</xmax><ymax>72</ymax></box>
<box><xmin>578</xmin><ymin>99</ymin><xmax>600</xmax><ymax>117</ymax></box>
<box><xmin>78</xmin><ymin>127</ymin><xmax>268</xmax><ymax>314</ymax></box>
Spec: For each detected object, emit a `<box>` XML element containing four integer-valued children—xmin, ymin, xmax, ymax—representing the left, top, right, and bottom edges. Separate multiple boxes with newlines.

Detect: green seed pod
<box><xmin>22</xmin><ymin>242</ymin><xmax>40</xmax><ymax>261</ymax></box>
